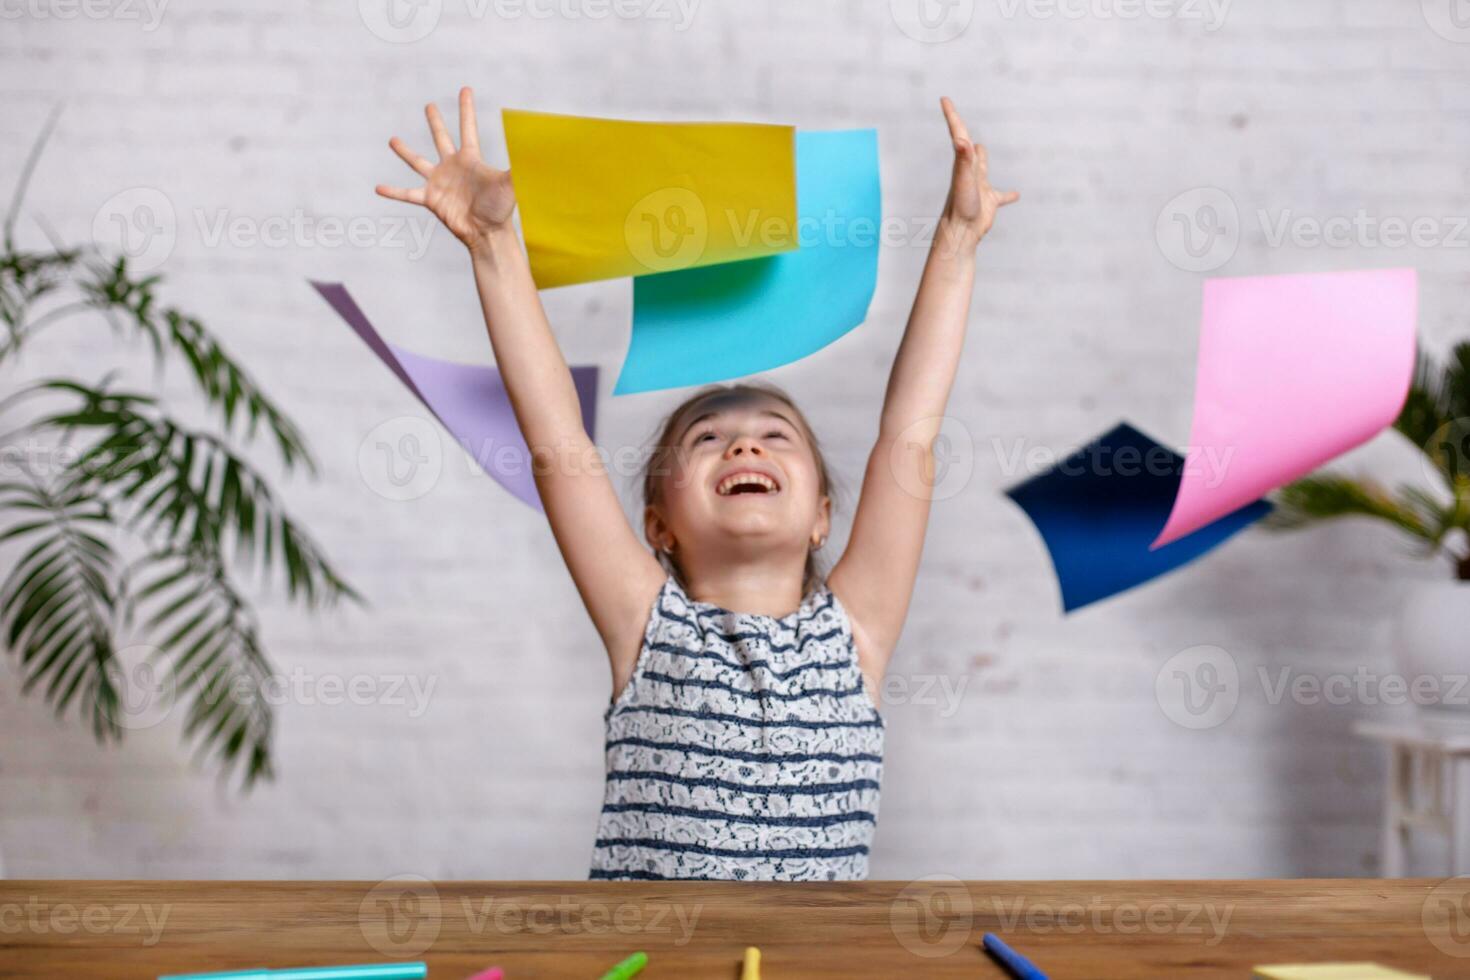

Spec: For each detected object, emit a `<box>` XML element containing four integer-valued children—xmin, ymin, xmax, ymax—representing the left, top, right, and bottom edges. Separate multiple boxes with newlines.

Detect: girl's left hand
<box><xmin>938</xmin><ymin>96</ymin><xmax>1020</xmax><ymax>251</ymax></box>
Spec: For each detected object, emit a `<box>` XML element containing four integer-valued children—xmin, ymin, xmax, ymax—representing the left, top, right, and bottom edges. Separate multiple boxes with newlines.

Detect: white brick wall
<box><xmin>1</xmin><ymin>0</ymin><xmax>1467</xmax><ymax>880</ymax></box>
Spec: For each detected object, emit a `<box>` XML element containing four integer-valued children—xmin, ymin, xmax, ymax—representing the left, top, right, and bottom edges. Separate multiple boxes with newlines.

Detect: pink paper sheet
<box><xmin>1153</xmin><ymin>268</ymin><xmax>1418</xmax><ymax>548</ymax></box>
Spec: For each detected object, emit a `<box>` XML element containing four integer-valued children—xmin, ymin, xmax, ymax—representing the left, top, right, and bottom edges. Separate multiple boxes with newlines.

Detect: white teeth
<box><xmin>717</xmin><ymin>472</ymin><xmax>778</xmax><ymax>495</ymax></box>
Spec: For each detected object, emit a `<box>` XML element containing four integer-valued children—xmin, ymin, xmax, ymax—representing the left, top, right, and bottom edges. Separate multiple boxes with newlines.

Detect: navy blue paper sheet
<box><xmin>1005</xmin><ymin>422</ymin><xmax>1272</xmax><ymax>612</ymax></box>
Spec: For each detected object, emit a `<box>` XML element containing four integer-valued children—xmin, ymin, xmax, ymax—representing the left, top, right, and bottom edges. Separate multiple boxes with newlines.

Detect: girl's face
<box><xmin>647</xmin><ymin>391</ymin><xmax>830</xmax><ymax>571</ymax></box>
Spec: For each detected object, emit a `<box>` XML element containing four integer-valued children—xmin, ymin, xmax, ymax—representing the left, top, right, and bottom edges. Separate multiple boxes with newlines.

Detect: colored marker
<box><xmin>467</xmin><ymin>971</ymin><xmax>504</xmax><ymax>980</ymax></box>
<box><xmin>159</xmin><ymin>965</ymin><xmax>427</xmax><ymax>980</ymax></box>
<box><xmin>983</xmin><ymin>934</ymin><xmax>1049</xmax><ymax>980</ymax></box>
<box><xmin>598</xmin><ymin>951</ymin><xmax>648</xmax><ymax>980</ymax></box>
<box><xmin>741</xmin><ymin>946</ymin><xmax>761</xmax><ymax>980</ymax></box>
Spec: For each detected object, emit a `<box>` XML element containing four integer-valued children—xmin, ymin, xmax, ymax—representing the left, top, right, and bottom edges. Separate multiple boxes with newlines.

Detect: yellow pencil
<box><xmin>742</xmin><ymin>946</ymin><xmax>761</xmax><ymax>980</ymax></box>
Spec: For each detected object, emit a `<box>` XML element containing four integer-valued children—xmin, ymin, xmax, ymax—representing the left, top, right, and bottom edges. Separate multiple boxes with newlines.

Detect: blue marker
<box><xmin>159</xmin><ymin>965</ymin><xmax>427</xmax><ymax>980</ymax></box>
<box><xmin>983</xmin><ymin>933</ymin><xmax>1049</xmax><ymax>980</ymax></box>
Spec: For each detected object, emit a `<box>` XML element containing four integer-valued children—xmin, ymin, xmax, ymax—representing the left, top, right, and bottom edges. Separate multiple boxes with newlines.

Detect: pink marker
<box><xmin>467</xmin><ymin>971</ymin><xmax>504</xmax><ymax>980</ymax></box>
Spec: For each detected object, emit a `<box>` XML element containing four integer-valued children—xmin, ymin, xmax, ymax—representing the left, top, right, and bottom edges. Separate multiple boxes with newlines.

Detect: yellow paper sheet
<box><xmin>1254</xmin><ymin>964</ymin><xmax>1429</xmax><ymax>980</ymax></box>
<box><xmin>502</xmin><ymin>109</ymin><xmax>798</xmax><ymax>288</ymax></box>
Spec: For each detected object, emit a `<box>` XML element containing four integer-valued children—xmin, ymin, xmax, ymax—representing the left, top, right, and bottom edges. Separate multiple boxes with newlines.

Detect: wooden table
<box><xmin>2</xmin><ymin>879</ymin><xmax>1468</xmax><ymax>978</ymax></box>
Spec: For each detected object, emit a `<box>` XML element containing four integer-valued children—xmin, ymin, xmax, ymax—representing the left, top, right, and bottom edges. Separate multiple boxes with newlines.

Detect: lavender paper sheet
<box><xmin>311</xmin><ymin>281</ymin><xmax>599</xmax><ymax>511</ymax></box>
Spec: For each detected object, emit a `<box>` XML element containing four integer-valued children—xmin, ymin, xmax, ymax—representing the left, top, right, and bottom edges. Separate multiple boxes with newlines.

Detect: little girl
<box><xmin>377</xmin><ymin>89</ymin><xmax>1018</xmax><ymax>880</ymax></box>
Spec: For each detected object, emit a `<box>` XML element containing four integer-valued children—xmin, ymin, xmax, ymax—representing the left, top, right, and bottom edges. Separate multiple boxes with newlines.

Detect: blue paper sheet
<box><xmin>616</xmin><ymin>128</ymin><xmax>881</xmax><ymax>394</ymax></box>
<box><xmin>1004</xmin><ymin>422</ymin><xmax>1272</xmax><ymax>613</ymax></box>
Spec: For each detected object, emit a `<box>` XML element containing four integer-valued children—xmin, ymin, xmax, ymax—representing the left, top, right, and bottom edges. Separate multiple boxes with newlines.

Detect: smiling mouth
<box><xmin>716</xmin><ymin>471</ymin><xmax>781</xmax><ymax>496</ymax></box>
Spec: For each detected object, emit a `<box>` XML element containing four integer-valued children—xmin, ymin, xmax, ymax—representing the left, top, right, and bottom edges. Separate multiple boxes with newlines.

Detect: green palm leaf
<box><xmin>0</xmin><ymin>474</ymin><xmax>121</xmax><ymax>740</ymax></box>
<box><xmin>1267</xmin><ymin>474</ymin><xmax>1440</xmax><ymax>541</ymax></box>
<box><xmin>1395</xmin><ymin>347</ymin><xmax>1451</xmax><ymax>461</ymax></box>
<box><xmin>1447</xmin><ymin>341</ymin><xmax>1470</xmax><ymax>420</ymax></box>
<box><xmin>1274</xmin><ymin>342</ymin><xmax>1470</xmax><ymax>580</ymax></box>
<box><xmin>32</xmin><ymin>378</ymin><xmax>357</xmax><ymax>607</ymax></box>
<box><xmin>1</xmin><ymin>110</ymin><xmax>359</xmax><ymax>788</ymax></box>
<box><xmin>76</xmin><ymin>258</ymin><xmax>315</xmax><ymax>473</ymax></box>
<box><xmin>126</xmin><ymin>548</ymin><xmax>275</xmax><ymax>787</ymax></box>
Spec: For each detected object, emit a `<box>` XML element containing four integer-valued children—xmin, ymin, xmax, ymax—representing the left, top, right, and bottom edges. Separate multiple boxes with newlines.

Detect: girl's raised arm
<box><xmin>378</xmin><ymin>87</ymin><xmax>665</xmax><ymax>691</ymax></box>
<box><xmin>828</xmin><ymin>97</ymin><xmax>1019</xmax><ymax>686</ymax></box>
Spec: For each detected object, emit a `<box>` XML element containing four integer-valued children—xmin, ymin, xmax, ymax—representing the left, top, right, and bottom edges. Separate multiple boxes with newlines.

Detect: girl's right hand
<box><xmin>377</xmin><ymin>86</ymin><xmax>516</xmax><ymax>252</ymax></box>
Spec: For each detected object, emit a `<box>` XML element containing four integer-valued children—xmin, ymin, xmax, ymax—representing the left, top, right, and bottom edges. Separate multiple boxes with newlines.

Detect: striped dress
<box><xmin>590</xmin><ymin>575</ymin><xmax>885</xmax><ymax>881</ymax></box>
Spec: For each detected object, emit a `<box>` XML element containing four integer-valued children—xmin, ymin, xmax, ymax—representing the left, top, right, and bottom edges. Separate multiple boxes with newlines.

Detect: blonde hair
<box><xmin>640</xmin><ymin>382</ymin><xmax>833</xmax><ymax>596</ymax></box>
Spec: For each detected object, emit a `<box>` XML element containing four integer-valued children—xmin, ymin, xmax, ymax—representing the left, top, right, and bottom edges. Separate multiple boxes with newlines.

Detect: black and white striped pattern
<box><xmin>590</xmin><ymin>576</ymin><xmax>885</xmax><ymax>881</ymax></box>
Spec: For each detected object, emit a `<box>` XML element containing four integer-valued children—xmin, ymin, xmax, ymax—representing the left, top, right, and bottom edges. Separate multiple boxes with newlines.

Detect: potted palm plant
<box><xmin>1270</xmin><ymin>342</ymin><xmax>1469</xmax><ymax>720</ymax></box>
<box><xmin>2</xmin><ymin>110</ymin><xmax>357</xmax><ymax>791</ymax></box>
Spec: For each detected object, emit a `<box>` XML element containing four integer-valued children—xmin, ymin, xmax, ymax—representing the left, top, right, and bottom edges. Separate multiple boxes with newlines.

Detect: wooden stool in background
<box><xmin>1355</xmin><ymin>720</ymin><xmax>1470</xmax><ymax>877</ymax></box>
